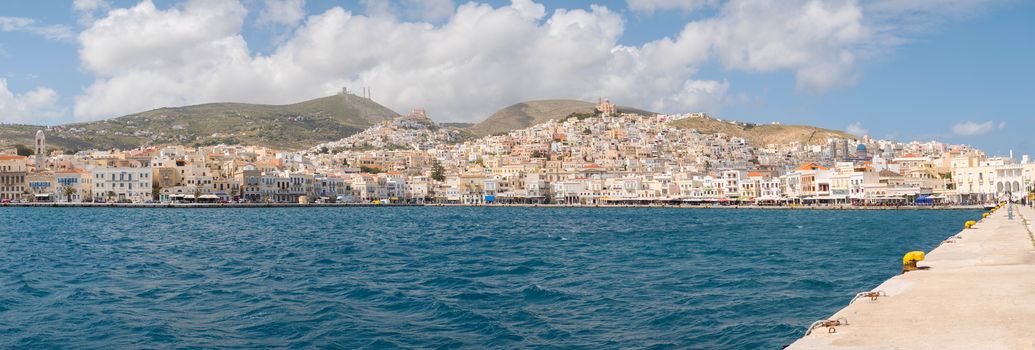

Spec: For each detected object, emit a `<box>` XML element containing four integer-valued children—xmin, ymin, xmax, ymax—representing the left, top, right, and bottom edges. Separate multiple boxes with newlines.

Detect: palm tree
<box><xmin>106</xmin><ymin>191</ymin><xmax>116</xmax><ymax>203</ymax></box>
<box><xmin>62</xmin><ymin>186</ymin><xmax>76</xmax><ymax>202</ymax></box>
<box><xmin>193</xmin><ymin>187</ymin><xmax>202</xmax><ymax>203</ymax></box>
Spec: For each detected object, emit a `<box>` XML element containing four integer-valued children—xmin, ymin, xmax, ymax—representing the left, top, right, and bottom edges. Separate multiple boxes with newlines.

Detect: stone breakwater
<box><xmin>787</xmin><ymin>204</ymin><xmax>1035</xmax><ymax>349</ymax></box>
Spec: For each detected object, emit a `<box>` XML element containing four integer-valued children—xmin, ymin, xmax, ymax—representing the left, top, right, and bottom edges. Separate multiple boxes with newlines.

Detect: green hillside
<box><xmin>0</xmin><ymin>93</ymin><xmax>399</xmax><ymax>151</ymax></box>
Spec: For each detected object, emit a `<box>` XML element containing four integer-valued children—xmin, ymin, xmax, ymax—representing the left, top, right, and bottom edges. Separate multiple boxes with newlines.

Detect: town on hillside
<box><xmin>1</xmin><ymin>100</ymin><xmax>1032</xmax><ymax>206</ymax></box>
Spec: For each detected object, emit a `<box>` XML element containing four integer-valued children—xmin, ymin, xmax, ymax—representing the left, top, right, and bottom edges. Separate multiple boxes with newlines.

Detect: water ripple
<box><xmin>0</xmin><ymin>207</ymin><xmax>979</xmax><ymax>349</ymax></box>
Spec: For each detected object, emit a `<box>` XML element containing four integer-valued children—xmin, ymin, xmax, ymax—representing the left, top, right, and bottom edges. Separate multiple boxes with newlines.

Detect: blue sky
<box><xmin>0</xmin><ymin>0</ymin><xmax>1032</xmax><ymax>156</ymax></box>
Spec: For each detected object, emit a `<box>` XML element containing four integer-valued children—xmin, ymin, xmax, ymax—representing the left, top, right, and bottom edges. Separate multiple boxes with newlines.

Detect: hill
<box><xmin>669</xmin><ymin>116</ymin><xmax>857</xmax><ymax>146</ymax></box>
<box><xmin>467</xmin><ymin>100</ymin><xmax>653</xmax><ymax>136</ymax></box>
<box><xmin>0</xmin><ymin>93</ymin><xmax>399</xmax><ymax>151</ymax></box>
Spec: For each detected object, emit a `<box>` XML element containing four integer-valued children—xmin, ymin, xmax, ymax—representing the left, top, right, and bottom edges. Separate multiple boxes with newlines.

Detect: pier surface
<box><xmin>788</xmin><ymin>205</ymin><xmax>1035</xmax><ymax>349</ymax></box>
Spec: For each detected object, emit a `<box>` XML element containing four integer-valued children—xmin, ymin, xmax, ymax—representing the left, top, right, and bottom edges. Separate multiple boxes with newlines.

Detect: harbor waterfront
<box><xmin>788</xmin><ymin>204</ymin><xmax>1035</xmax><ymax>349</ymax></box>
<box><xmin>0</xmin><ymin>202</ymin><xmax>987</xmax><ymax>210</ymax></box>
<box><xmin>0</xmin><ymin>207</ymin><xmax>980</xmax><ymax>348</ymax></box>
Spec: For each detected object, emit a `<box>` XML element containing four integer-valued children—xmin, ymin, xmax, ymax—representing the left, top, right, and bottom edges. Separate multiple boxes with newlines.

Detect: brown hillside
<box><xmin>468</xmin><ymin>100</ymin><xmax>652</xmax><ymax>136</ymax></box>
<box><xmin>670</xmin><ymin>117</ymin><xmax>857</xmax><ymax>146</ymax></box>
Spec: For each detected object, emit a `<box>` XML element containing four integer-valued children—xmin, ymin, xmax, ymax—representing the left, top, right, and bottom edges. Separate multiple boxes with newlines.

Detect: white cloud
<box><xmin>846</xmin><ymin>122</ymin><xmax>867</xmax><ymax>135</ymax></box>
<box><xmin>258</xmin><ymin>0</ymin><xmax>306</xmax><ymax>26</ymax></box>
<box><xmin>0</xmin><ymin>16</ymin><xmax>76</xmax><ymax>41</ymax></box>
<box><xmin>401</xmin><ymin>0</ymin><xmax>455</xmax><ymax>22</ymax></box>
<box><xmin>358</xmin><ymin>0</ymin><xmax>459</xmax><ymax>22</ymax></box>
<box><xmin>74</xmin><ymin>0</ymin><xmax>112</xmax><ymax>26</ymax></box>
<box><xmin>0</xmin><ymin>79</ymin><xmax>65</xmax><ymax>124</ymax></box>
<box><xmin>627</xmin><ymin>0</ymin><xmax>717</xmax><ymax>13</ymax></box>
<box><xmin>360</xmin><ymin>0</ymin><xmax>395</xmax><ymax>19</ymax></box>
<box><xmin>952</xmin><ymin>120</ymin><xmax>1004</xmax><ymax>136</ymax></box>
<box><xmin>70</xmin><ymin>0</ymin><xmax>1002</xmax><ymax>123</ymax></box>
<box><xmin>708</xmin><ymin>0</ymin><xmax>868</xmax><ymax>92</ymax></box>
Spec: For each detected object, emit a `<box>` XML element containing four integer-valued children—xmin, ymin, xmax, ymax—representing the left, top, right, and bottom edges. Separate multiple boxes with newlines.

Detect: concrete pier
<box><xmin>788</xmin><ymin>204</ymin><xmax>1035</xmax><ymax>349</ymax></box>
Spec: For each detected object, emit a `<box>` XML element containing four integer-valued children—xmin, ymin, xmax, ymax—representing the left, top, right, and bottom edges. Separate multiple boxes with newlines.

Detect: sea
<box><xmin>0</xmin><ymin>207</ymin><xmax>980</xmax><ymax>349</ymax></box>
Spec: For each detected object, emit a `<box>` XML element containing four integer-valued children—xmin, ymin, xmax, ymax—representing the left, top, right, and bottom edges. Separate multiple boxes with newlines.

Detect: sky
<box><xmin>0</xmin><ymin>0</ymin><xmax>1032</xmax><ymax>156</ymax></box>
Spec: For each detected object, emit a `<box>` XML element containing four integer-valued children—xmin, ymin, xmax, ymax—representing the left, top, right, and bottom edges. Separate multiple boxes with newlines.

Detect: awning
<box><xmin>199</xmin><ymin>194</ymin><xmax>219</xmax><ymax>199</ymax></box>
<box><xmin>35</xmin><ymin>194</ymin><xmax>51</xmax><ymax>197</ymax></box>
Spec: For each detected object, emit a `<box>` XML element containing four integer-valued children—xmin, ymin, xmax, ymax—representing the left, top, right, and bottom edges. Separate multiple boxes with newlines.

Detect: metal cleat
<box><xmin>850</xmin><ymin>290</ymin><xmax>887</xmax><ymax>304</ymax></box>
<box><xmin>806</xmin><ymin>317</ymin><xmax>849</xmax><ymax>335</ymax></box>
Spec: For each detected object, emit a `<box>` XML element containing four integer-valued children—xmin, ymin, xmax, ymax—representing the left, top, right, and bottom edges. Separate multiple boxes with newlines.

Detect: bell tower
<box><xmin>35</xmin><ymin>130</ymin><xmax>46</xmax><ymax>170</ymax></box>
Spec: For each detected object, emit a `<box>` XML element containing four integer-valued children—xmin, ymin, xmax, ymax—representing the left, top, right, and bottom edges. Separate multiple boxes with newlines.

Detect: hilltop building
<box><xmin>597</xmin><ymin>98</ymin><xmax>617</xmax><ymax>117</ymax></box>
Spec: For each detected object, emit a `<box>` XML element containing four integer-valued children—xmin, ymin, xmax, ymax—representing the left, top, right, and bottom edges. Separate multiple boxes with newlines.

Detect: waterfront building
<box><xmin>234</xmin><ymin>166</ymin><xmax>263</xmax><ymax>202</ymax></box>
<box><xmin>952</xmin><ymin>160</ymin><xmax>1035</xmax><ymax>203</ymax></box>
<box><xmin>0</xmin><ymin>155</ymin><xmax>27</xmax><ymax>201</ymax></box>
<box><xmin>91</xmin><ymin>161</ymin><xmax>153</xmax><ymax>202</ymax></box>
<box><xmin>26</xmin><ymin>173</ymin><xmax>56</xmax><ymax>201</ymax></box>
<box><xmin>55</xmin><ymin>168</ymin><xmax>92</xmax><ymax>202</ymax></box>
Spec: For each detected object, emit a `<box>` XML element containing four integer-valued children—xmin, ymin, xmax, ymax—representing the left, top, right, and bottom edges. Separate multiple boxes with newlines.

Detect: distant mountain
<box><xmin>0</xmin><ymin>93</ymin><xmax>400</xmax><ymax>151</ymax></box>
<box><xmin>670</xmin><ymin>116</ymin><xmax>857</xmax><ymax>146</ymax></box>
<box><xmin>467</xmin><ymin>99</ymin><xmax>653</xmax><ymax>137</ymax></box>
<box><xmin>440</xmin><ymin>122</ymin><xmax>475</xmax><ymax>129</ymax></box>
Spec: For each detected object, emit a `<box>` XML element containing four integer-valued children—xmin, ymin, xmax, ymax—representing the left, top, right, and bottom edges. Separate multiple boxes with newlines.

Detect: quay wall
<box><xmin>0</xmin><ymin>203</ymin><xmax>986</xmax><ymax>210</ymax></box>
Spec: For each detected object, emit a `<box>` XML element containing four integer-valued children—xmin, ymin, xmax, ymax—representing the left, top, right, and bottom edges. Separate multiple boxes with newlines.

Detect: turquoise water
<box><xmin>0</xmin><ymin>207</ymin><xmax>979</xmax><ymax>349</ymax></box>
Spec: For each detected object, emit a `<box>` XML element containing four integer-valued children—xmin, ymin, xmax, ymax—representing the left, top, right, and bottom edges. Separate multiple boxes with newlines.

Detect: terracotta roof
<box><xmin>56</xmin><ymin>168</ymin><xmax>89</xmax><ymax>174</ymax></box>
<box><xmin>746</xmin><ymin>171</ymin><xmax>765</xmax><ymax>177</ymax></box>
<box><xmin>794</xmin><ymin>162</ymin><xmax>828</xmax><ymax>171</ymax></box>
<box><xmin>0</xmin><ymin>155</ymin><xmax>28</xmax><ymax>161</ymax></box>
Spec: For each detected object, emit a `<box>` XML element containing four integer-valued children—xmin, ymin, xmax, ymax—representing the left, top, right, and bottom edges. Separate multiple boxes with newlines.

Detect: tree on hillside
<box><xmin>360</xmin><ymin>166</ymin><xmax>383</xmax><ymax>174</ymax></box>
<box><xmin>431</xmin><ymin>161</ymin><xmax>446</xmax><ymax>182</ymax></box>
<box><xmin>14</xmin><ymin>144</ymin><xmax>33</xmax><ymax>156</ymax></box>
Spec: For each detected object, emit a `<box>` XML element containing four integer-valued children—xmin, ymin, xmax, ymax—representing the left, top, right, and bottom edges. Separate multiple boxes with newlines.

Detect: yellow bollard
<box><xmin>965</xmin><ymin>220</ymin><xmax>977</xmax><ymax>229</ymax></box>
<box><xmin>902</xmin><ymin>251</ymin><xmax>926</xmax><ymax>273</ymax></box>
<box><xmin>983</xmin><ymin>213</ymin><xmax>990</xmax><ymax>218</ymax></box>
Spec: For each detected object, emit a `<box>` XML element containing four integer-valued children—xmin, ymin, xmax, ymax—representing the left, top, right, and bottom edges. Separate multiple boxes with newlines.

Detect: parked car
<box><xmin>0</xmin><ymin>198</ymin><xmax>10</xmax><ymax>204</ymax></box>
